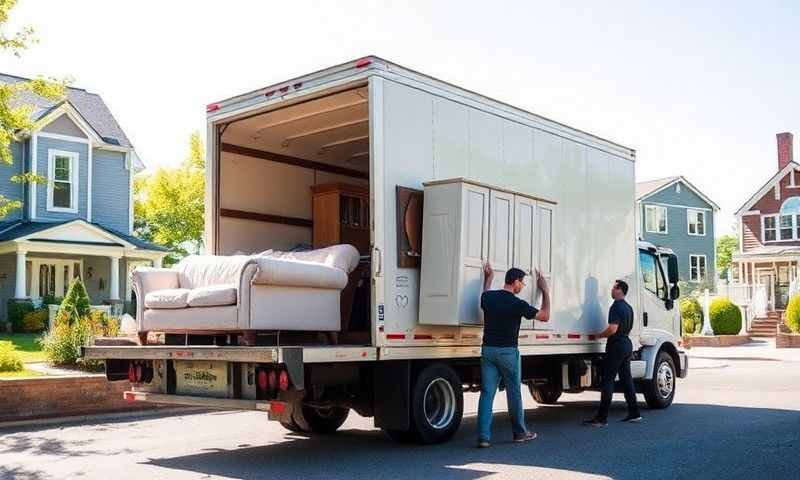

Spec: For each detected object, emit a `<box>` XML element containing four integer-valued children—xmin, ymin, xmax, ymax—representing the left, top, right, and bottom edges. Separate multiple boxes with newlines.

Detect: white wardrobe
<box><xmin>418</xmin><ymin>178</ymin><xmax>554</xmax><ymax>329</ymax></box>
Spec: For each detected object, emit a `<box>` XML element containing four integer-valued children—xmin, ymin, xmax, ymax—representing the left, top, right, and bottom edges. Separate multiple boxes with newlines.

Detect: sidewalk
<box><xmin>687</xmin><ymin>338</ymin><xmax>800</xmax><ymax>362</ymax></box>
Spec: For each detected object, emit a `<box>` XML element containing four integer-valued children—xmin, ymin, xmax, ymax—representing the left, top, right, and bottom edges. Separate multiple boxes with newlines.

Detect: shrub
<box><xmin>785</xmin><ymin>295</ymin><xmax>800</xmax><ymax>333</ymax></box>
<box><xmin>6</xmin><ymin>299</ymin><xmax>35</xmax><ymax>333</ymax></box>
<box><xmin>709</xmin><ymin>298</ymin><xmax>742</xmax><ymax>335</ymax></box>
<box><xmin>58</xmin><ymin>279</ymin><xmax>91</xmax><ymax>326</ymax></box>
<box><xmin>85</xmin><ymin>309</ymin><xmax>120</xmax><ymax>337</ymax></box>
<box><xmin>21</xmin><ymin>309</ymin><xmax>48</xmax><ymax>333</ymax></box>
<box><xmin>0</xmin><ymin>342</ymin><xmax>24</xmax><ymax>372</ymax></box>
<box><xmin>40</xmin><ymin>316</ymin><xmax>93</xmax><ymax>366</ymax></box>
<box><xmin>680</xmin><ymin>297</ymin><xmax>703</xmax><ymax>335</ymax></box>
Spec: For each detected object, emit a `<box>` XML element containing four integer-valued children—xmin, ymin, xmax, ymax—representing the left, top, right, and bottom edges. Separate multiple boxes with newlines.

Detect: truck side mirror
<box><xmin>667</xmin><ymin>254</ymin><xmax>679</xmax><ymax>284</ymax></box>
<box><xmin>665</xmin><ymin>298</ymin><xmax>674</xmax><ymax>311</ymax></box>
<box><xmin>670</xmin><ymin>284</ymin><xmax>680</xmax><ymax>300</ymax></box>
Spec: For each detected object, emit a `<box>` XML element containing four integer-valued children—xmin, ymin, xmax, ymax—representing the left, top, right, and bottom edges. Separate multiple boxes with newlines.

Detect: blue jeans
<box><xmin>477</xmin><ymin>346</ymin><xmax>528</xmax><ymax>442</ymax></box>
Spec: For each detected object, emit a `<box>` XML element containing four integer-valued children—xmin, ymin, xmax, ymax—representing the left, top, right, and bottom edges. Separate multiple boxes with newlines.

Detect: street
<box><xmin>2</xmin><ymin>341</ymin><xmax>799</xmax><ymax>480</ymax></box>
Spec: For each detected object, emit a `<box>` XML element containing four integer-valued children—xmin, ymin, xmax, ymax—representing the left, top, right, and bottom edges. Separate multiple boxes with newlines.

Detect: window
<box><xmin>639</xmin><ymin>251</ymin><xmax>666</xmax><ymax>298</ymax></box>
<box><xmin>687</xmin><ymin>209</ymin><xmax>706</xmax><ymax>236</ymax></box>
<box><xmin>645</xmin><ymin>205</ymin><xmax>667</xmax><ymax>234</ymax></box>
<box><xmin>47</xmin><ymin>149</ymin><xmax>79</xmax><ymax>213</ymax></box>
<box><xmin>690</xmin><ymin>255</ymin><xmax>707</xmax><ymax>282</ymax></box>
<box><xmin>764</xmin><ymin>197</ymin><xmax>800</xmax><ymax>242</ymax></box>
<box><xmin>764</xmin><ymin>215</ymin><xmax>777</xmax><ymax>242</ymax></box>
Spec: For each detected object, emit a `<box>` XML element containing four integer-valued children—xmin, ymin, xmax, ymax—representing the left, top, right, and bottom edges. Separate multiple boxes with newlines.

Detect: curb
<box><xmin>0</xmin><ymin>406</ymin><xmax>208</xmax><ymax>430</ymax></box>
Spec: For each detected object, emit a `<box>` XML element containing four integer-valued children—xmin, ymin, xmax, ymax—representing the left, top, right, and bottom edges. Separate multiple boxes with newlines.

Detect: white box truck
<box><xmin>83</xmin><ymin>56</ymin><xmax>688</xmax><ymax>444</ymax></box>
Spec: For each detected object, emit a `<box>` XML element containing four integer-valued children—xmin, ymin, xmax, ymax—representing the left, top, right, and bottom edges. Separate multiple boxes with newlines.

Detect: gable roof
<box><xmin>0</xmin><ymin>72</ymin><xmax>132</xmax><ymax>148</ymax></box>
<box><xmin>0</xmin><ymin>219</ymin><xmax>168</xmax><ymax>252</ymax></box>
<box><xmin>636</xmin><ymin>176</ymin><xmax>720</xmax><ymax>210</ymax></box>
<box><xmin>734</xmin><ymin>161</ymin><xmax>800</xmax><ymax>217</ymax></box>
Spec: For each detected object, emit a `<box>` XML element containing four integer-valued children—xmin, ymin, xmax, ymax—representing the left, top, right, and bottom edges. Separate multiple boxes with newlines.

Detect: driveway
<box><xmin>1</xmin><ymin>341</ymin><xmax>798</xmax><ymax>480</ymax></box>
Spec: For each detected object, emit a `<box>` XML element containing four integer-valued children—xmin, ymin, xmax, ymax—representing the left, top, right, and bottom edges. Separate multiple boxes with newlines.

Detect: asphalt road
<box><xmin>1</xmin><ymin>340</ymin><xmax>798</xmax><ymax>480</ymax></box>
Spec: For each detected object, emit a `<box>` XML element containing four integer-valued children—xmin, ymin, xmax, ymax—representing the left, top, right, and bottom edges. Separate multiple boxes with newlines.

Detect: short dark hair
<box><xmin>505</xmin><ymin>268</ymin><xmax>526</xmax><ymax>285</ymax></box>
<box><xmin>614</xmin><ymin>279</ymin><xmax>629</xmax><ymax>296</ymax></box>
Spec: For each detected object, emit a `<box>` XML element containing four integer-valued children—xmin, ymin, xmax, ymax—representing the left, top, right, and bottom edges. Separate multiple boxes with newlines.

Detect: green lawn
<box><xmin>0</xmin><ymin>333</ymin><xmax>46</xmax><ymax>363</ymax></box>
<box><xmin>0</xmin><ymin>368</ymin><xmax>45</xmax><ymax>379</ymax></box>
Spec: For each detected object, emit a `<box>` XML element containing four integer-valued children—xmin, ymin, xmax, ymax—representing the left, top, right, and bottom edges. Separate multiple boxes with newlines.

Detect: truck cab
<box><xmin>634</xmin><ymin>240</ymin><xmax>687</xmax><ymax>408</ymax></box>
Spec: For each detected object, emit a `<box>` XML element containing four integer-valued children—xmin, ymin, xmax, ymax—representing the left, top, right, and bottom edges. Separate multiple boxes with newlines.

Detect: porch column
<box><xmin>109</xmin><ymin>256</ymin><xmax>121</xmax><ymax>301</ymax></box>
<box><xmin>14</xmin><ymin>249</ymin><xmax>27</xmax><ymax>298</ymax></box>
<box><xmin>153</xmin><ymin>257</ymin><xmax>163</xmax><ymax>268</ymax></box>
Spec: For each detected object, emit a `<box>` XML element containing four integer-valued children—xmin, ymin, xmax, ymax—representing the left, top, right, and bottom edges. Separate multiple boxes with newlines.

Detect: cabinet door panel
<box><xmin>460</xmin><ymin>183</ymin><xmax>490</xmax><ymax>325</ymax></box>
<box><xmin>514</xmin><ymin>195</ymin><xmax>537</xmax><ymax>329</ymax></box>
<box><xmin>488</xmin><ymin>190</ymin><xmax>514</xmax><ymax>291</ymax></box>
<box><xmin>535</xmin><ymin>203</ymin><xmax>555</xmax><ymax>330</ymax></box>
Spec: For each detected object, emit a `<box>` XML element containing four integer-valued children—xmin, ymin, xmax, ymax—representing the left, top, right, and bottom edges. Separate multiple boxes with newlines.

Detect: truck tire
<box><xmin>279</xmin><ymin>417</ymin><xmax>304</xmax><ymax>433</ymax></box>
<box><xmin>291</xmin><ymin>405</ymin><xmax>350</xmax><ymax>434</ymax></box>
<box><xmin>528</xmin><ymin>382</ymin><xmax>563</xmax><ymax>404</ymax></box>
<box><xmin>643</xmin><ymin>351</ymin><xmax>676</xmax><ymax>409</ymax></box>
<box><xmin>408</xmin><ymin>363</ymin><xmax>464</xmax><ymax>444</ymax></box>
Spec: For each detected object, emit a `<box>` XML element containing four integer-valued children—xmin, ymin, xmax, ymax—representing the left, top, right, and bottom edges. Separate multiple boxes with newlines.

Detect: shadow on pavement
<box><xmin>144</xmin><ymin>401</ymin><xmax>800</xmax><ymax>480</ymax></box>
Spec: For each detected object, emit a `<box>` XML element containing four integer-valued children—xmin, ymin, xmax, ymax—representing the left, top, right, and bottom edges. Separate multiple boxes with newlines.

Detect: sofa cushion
<box><xmin>252</xmin><ymin>257</ymin><xmax>348</xmax><ymax>289</ymax></box>
<box><xmin>262</xmin><ymin>244</ymin><xmax>359</xmax><ymax>273</ymax></box>
<box><xmin>145</xmin><ymin>288</ymin><xmax>191</xmax><ymax>309</ymax></box>
<box><xmin>175</xmin><ymin>255</ymin><xmax>254</xmax><ymax>289</ymax></box>
<box><xmin>187</xmin><ymin>284</ymin><xmax>237</xmax><ymax>307</ymax></box>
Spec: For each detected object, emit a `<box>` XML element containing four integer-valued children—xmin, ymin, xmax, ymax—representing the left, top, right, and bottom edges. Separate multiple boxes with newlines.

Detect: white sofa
<box><xmin>132</xmin><ymin>245</ymin><xmax>361</xmax><ymax>342</ymax></box>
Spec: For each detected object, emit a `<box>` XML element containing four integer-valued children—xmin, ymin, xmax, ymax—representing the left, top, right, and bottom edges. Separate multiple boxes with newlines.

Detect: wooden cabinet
<box><xmin>311</xmin><ymin>183</ymin><xmax>370</xmax><ymax>255</ymax></box>
<box><xmin>418</xmin><ymin>178</ymin><xmax>555</xmax><ymax>328</ymax></box>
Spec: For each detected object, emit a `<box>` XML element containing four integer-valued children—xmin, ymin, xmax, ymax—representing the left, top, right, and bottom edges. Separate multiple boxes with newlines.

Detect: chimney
<box><xmin>777</xmin><ymin>132</ymin><xmax>793</xmax><ymax>170</ymax></box>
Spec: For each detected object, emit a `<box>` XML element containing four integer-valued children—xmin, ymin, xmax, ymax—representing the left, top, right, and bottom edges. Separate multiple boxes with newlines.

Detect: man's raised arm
<box><xmin>534</xmin><ymin>270</ymin><xmax>550</xmax><ymax>322</ymax></box>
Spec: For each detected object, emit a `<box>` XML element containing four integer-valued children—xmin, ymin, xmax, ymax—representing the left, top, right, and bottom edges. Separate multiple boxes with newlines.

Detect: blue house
<box><xmin>636</xmin><ymin>176</ymin><xmax>720</xmax><ymax>286</ymax></box>
<box><xmin>0</xmin><ymin>73</ymin><xmax>167</xmax><ymax>318</ymax></box>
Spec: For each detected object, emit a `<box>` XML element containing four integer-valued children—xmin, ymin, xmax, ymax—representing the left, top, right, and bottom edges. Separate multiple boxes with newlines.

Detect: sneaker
<box><xmin>621</xmin><ymin>414</ymin><xmax>642</xmax><ymax>423</ymax></box>
<box><xmin>512</xmin><ymin>431</ymin><xmax>537</xmax><ymax>443</ymax></box>
<box><xmin>582</xmin><ymin>417</ymin><xmax>608</xmax><ymax>427</ymax></box>
<box><xmin>477</xmin><ymin>439</ymin><xmax>491</xmax><ymax>448</ymax></box>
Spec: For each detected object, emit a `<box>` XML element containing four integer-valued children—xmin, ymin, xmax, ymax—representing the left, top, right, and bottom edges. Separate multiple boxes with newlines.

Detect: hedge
<box><xmin>6</xmin><ymin>299</ymin><xmax>35</xmax><ymax>333</ymax></box>
<box><xmin>680</xmin><ymin>297</ymin><xmax>703</xmax><ymax>335</ymax></box>
<box><xmin>709</xmin><ymin>298</ymin><xmax>742</xmax><ymax>335</ymax></box>
<box><xmin>785</xmin><ymin>295</ymin><xmax>800</xmax><ymax>333</ymax></box>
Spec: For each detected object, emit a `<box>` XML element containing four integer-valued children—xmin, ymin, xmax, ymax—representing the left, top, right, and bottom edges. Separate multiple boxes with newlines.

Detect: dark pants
<box><xmin>597</xmin><ymin>337</ymin><xmax>640</xmax><ymax>421</ymax></box>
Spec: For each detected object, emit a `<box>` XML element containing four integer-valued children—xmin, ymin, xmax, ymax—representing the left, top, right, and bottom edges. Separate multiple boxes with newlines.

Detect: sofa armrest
<box><xmin>132</xmin><ymin>268</ymin><xmax>180</xmax><ymax>331</ymax></box>
<box><xmin>252</xmin><ymin>257</ymin><xmax>348</xmax><ymax>289</ymax></box>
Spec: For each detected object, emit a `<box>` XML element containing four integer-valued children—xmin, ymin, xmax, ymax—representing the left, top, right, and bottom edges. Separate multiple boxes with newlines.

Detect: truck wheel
<box><xmin>279</xmin><ymin>417</ymin><xmax>304</xmax><ymax>433</ymax></box>
<box><xmin>292</xmin><ymin>405</ymin><xmax>350</xmax><ymax>434</ymax></box>
<box><xmin>643</xmin><ymin>351</ymin><xmax>676</xmax><ymax>409</ymax></box>
<box><xmin>528</xmin><ymin>383</ymin><xmax>562</xmax><ymax>404</ymax></box>
<box><xmin>409</xmin><ymin>363</ymin><xmax>464</xmax><ymax>444</ymax></box>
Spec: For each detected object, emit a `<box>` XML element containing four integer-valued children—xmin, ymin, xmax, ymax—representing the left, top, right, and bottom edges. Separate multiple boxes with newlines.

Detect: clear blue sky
<box><xmin>1</xmin><ymin>0</ymin><xmax>798</xmax><ymax>236</ymax></box>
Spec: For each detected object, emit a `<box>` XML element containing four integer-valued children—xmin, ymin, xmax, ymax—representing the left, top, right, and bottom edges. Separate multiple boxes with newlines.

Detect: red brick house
<box><xmin>732</xmin><ymin>133</ymin><xmax>800</xmax><ymax>331</ymax></box>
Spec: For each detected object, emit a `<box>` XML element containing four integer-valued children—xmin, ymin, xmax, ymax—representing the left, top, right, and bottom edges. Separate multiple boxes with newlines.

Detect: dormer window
<box><xmin>46</xmin><ymin>149</ymin><xmax>79</xmax><ymax>213</ymax></box>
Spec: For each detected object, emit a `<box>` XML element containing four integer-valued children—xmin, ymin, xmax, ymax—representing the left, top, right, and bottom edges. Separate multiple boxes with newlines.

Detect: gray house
<box><xmin>0</xmin><ymin>73</ymin><xmax>167</xmax><ymax>317</ymax></box>
<box><xmin>636</xmin><ymin>176</ymin><xmax>719</xmax><ymax>285</ymax></box>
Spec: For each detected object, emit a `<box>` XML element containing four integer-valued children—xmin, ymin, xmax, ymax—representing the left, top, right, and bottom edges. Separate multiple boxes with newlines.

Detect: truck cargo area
<box><xmin>213</xmin><ymin>83</ymin><xmax>372</xmax><ymax>345</ymax></box>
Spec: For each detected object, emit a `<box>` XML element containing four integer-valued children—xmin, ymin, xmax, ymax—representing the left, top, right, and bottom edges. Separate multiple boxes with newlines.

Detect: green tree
<box><xmin>135</xmin><ymin>132</ymin><xmax>205</xmax><ymax>265</ymax></box>
<box><xmin>716</xmin><ymin>235</ymin><xmax>738</xmax><ymax>279</ymax></box>
<box><xmin>0</xmin><ymin>0</ymin><xmax>66</xmax><ymax>219</ymax></box>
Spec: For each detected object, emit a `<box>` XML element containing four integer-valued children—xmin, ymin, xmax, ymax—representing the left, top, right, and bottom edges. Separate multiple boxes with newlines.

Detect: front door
<box><xmin>28</xmin><ymin>259</ymin><xmax>83</xmax><ymax>299</ymax></box>
<box><xmin>758</xmin><ymin>271</ymin><xmax>775</xmax><ymax>311</ymax></box>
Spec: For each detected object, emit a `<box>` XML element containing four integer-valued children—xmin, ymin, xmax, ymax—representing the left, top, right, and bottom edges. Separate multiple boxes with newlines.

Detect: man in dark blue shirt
<box><xmin>477</xmin><ymin>263</ymin><xmax>550</xmax><ymax>448</ymax></box>
<box><xmin>584</xmin><ymin>279</ymin><xmax>642</xmax><ymax>427</ymax></box>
